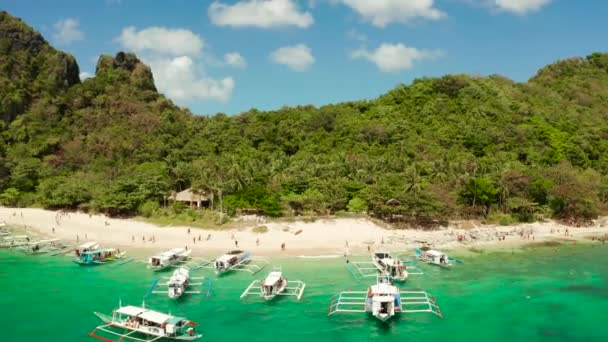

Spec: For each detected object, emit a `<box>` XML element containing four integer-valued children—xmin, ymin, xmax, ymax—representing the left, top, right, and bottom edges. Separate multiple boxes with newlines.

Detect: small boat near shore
<box><xmin>414</xmin><ymin>248</ymin><xmax>462</xmax><ymax>267</ymax></box>
<box><xmin>206</xmin><ymin>250</ymin><xmax>268</xmax><ymax>275</ymax></box>
<box><xmin>348</xmin><ymin>251</ymin><xmax>423</xmax><ymax>281</ymax></box>
<box><xmin>89</xmin><ymin>302</ymin><xmax>202</xmax><ymax>341</ymax></box>
<box><xmin>240</xmin><ymin>267</ymin><xmax>306</xmax><ymax>301</ymax></box>
<box><xmin>0</xmin><ymin>235</ymin><xmax>30</xmax><ymax>248</ymax></box>
<box><xmin>148</xmin><ymin>248</ymin><xmax>192</xmax><ymax>271</ymax></box>
<box><xmin>75</xmin><ymin>248</ymin><xmax>126</xmax><ymax>266</ymax></box>
<box><xmin>17</xmin><ymin>238</ymin><xmax>63</xmax><ymax>254</ymax></box>
<box><xmin>372</xmin><ymin>252</ymin><xmax>409</xmax><ymax>281</ymax></box>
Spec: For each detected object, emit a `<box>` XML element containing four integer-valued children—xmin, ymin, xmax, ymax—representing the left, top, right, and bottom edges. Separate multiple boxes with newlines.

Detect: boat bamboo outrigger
<box><xmin>88</xmin><ymin>302</ymin><xmax>202</xmax><ymax>341</ymax></box>
<box><xmin>151</xmin><ymin>267</ymin><xmax>208</xmax><ymax>299</ymax></box>
<box><xmin>75</xmin><ymin>248</ymin><xmax>126</xmax><ymax>266</ymax></box>
<box><xmin>347</xmin><ymin>251</ymin><xmax>423</xmax><ymax>281</ymax></box>
<box><xmin>328</xmin><ymin>276</ymin><xmax>442</xmax><ymax>323</ymax></box>
<box><xmin>240</xmin><ymin>267</ymin><xmax>306</xmax><ymax>301</ymax></box>
<box><xmin>148</xmin><ymin>248</ymin><xmax>192</xmax><ymax>271</ymax></box>
<box><xmin>414</xmin><ymin>248</ymin><xmax>462</xmax><ymax>267</ymax></box>
<box><xmin>203</xmin><ymin>250</ymin><xmax>268</xmax><ymax>275</ymax></box>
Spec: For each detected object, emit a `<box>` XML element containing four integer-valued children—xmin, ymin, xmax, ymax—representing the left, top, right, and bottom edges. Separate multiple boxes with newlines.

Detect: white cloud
<box><xmin>79</xmin><ymin>72</ymin><xmax>93</xmax><ymax>80</ymax></box>
<box><xmin>53</xmin><ymin>18</ymin><xmax>84</xmax><ymax>45</ymax></box>
<box><xmin>337</xmin><ymin>0</ymin><xmax>444</xmax><ymax>27</ymax></box>
<box><xmin>351</xmin><ymin>43</ymin><xmax>442</xmax><ymax>72</ymax></box>
<box><xmin>347</xmin><ymin>28</ymin><xmax>367</xmax><ymax>42</ymax></box>
<box><xmin>270</xmin><ymin>44</ymin><xmax>314</xmax><ymax>72</ymax></box>
<box><xmin>224</xmin><ymin>52</ymin><xmax>247</xmax><ymax>68</ymax></box>
<box><xmin>208</xmin><ymin>0</ymin><xmax>313</xmax><ymax>28</ymax></box>
<box><xmin>149</xmin><ymin>56</ymin><xmax>235</xmax><ymax>102</ymax></box>
<box><xmin>494</xmin><ymin>0</ymin><xmax>550</xmax><ymax>14</ymax></box>
<box><xmin>115</xmin><ymin>27</ymin><xmax>204</xmax><ymax>56</ymax></box>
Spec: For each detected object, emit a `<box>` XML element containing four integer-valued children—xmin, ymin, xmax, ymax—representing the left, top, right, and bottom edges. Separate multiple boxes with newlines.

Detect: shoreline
<box><xmin>2</xmin><ymin>207</ymin><xmax>608</xmax><ymax>258</ymax></box>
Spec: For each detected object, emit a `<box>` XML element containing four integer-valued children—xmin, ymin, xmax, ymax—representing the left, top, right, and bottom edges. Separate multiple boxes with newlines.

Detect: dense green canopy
<box><xmin>1</xmin><ymin>11</ymin><xmax>607</xmax><ymax>226</ymax></box>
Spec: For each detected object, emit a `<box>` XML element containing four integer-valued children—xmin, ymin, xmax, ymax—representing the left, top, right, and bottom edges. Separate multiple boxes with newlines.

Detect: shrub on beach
<box><xmin>252</xmin><ymin>225</ymin><xmax>268</xmax><ymax>233</ymax></box>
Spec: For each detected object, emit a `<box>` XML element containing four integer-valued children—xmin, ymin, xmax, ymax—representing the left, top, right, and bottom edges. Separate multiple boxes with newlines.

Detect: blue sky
<box><xmin>3</xmin><ymin>0</ymin><xmax>607</xmax><ymax>116</ymax></box>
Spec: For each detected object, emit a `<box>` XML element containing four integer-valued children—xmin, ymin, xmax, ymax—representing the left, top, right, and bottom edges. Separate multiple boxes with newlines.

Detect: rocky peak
<box><xmin>95</xmin><ymin>52</ymin><xmax>157</xmax><ymax>92</ymax></box>
<box><xmin>0</xmin><ymin>11</ymin><xmax>47</xmax><ymax>54</ymax></box>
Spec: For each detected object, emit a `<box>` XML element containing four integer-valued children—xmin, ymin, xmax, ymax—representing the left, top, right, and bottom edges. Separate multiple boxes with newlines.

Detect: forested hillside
<box><xmin>1</xmin><ymin>11</ymin><xmax>608</xmax><ymax>226</ymax></box>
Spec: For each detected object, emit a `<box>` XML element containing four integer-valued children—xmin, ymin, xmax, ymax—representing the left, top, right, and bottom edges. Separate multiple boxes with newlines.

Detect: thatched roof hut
<box><xmin>168</xmin><ymin>188</ymin><xmax>209</xmax><ymax>207</ymax></box>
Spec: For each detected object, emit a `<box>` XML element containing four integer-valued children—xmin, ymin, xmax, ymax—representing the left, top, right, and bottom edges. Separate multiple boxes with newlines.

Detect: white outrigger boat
<box><xmin>148</xmin><ymin>248</ymin><xmax>192</xmax><ymax>271</ymax></box>
<box><xmin>17</xmin><ymin>238</ymin><xmax>63</xmax><ymax>254</ymax></box>
<box><xmin>240</xmin><ymin>267</ymin><xmax>306</xmax><ymax>301</ymax></box>
<box><xmin>152</xmin><ymin>267</ymin><xmax>207</xmax><ymax>299</ymax></box>
<box><xmin>328</xmin><ymin>276</ymin><xmax>442</xmax><ymax>323</ymax></box>
<box><xmin>414</xmin><ymin>248</ymin><xmax>462</xmax><ymax>267</ymax></box>
<box><xmin>206</xmin><ymin>250</ymin><xmax>268</xmax><ymax>275</ymax></box>
<box><xmin>0</xmin><ymin>235</ymin><xmax>31</xmax><ymax>248</ymax></box>
<box><xmin>348</xmin><ymin>251</ymin><xmax>423</xmax><ymax>281</ymax></box>
<box><xmin>89</xmin><ymin>302</ymin><xmax>202</xmax><ymax>341</ymax></box>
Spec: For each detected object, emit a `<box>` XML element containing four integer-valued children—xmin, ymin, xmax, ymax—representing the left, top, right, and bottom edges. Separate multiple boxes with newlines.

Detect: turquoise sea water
<box><xmin>1</xmin><ymin>245</ymin><xmax>607</xmax><ymax>342</ymax></box>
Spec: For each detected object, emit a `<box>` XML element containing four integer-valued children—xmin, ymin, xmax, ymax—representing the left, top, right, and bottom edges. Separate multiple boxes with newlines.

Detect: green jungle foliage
<box><xmin>1</xmin><ymin>11</ymin><xmax>608</xmax><ymax>226</ymax></box>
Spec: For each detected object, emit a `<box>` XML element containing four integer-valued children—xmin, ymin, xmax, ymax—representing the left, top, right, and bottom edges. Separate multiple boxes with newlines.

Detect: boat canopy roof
<box><xmin>78</xmin><ymin>241</ymin><xmax>98</xmax><ymax>249</ymax></box>
<box><xmin>166</xmin><ymin>316</ymin><xmax>187</xmax><ymax>325</ymax></box>
<box><xmin>217</xmin><ymin>250</ymin><xmax>246</xmax><ymax>262</ymax></box>
<box><xmin>116</xmin><ymin>306</ymin><xmax>146</xmax><ymax>317</ymax></box>
<box><xmin>425</xmin><ymin>250</ymin><xmax>445</xmax><ymax>257</ymax></box>
<box><xmin>263</xmin><ymin>272</ymin><xmax>282</xmax><ymax>286</ymax></box>
<box><xmin>116</xmin><ymin>306</ymin><xmax>179</xmax><ymax>325</ymax></box>
<box><xmin>371</xmin><ymin>282</ymin><xmax>398</xmax><ymax>295</ymax></box>
<box><xmin>139</xmin><ymin>310</ymin><xmax>173</xmax><ymax>324</ymax></box>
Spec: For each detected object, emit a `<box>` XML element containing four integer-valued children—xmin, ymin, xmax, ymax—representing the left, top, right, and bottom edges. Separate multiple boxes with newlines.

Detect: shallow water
<box><xmin>1</xmin><ymin>245</ymin><xmax>607</xmax><ymax>341</ymax></box>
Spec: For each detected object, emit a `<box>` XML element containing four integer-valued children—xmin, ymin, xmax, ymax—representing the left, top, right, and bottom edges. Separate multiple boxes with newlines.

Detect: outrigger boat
<box><xmin>328</xmin><ymin>276</ymin><xmax>442</xmax><ymax>323</ymax></box>
<box><xmin>75</xmin><ymin>248</ymin><xmax>126</xmax><ymax>266</ymax></box>
<box><xmin>206</xmin><ymin>250</ymin><xmax>268</xmax><ymax>275</ymax></box>
<box><xmin>240</xmin><ymin>267</ymin><xmax>306</xmax><ymax>301</ymax></box>
<box><xmin>348</xmin><ymin>251</ymin><xmax>423</xmax><ymax>281</ymax></box>
<box><xmin>414</xmin><ymin>248</ymin><xmax>462</xmax><ymax>267</ymax></box>
<box><xmin>0</xmin><ymin>235</ymin><xmax>31</xmax><ymax>248</ymax></box>
<box><xmin>148</xmin><ymin>248</ymin><xmax>192</xmax><ymax>271</ymax></box>
<box><xmin>152</xmin><ymin>267</ymin><xmax>207</xmax><ymax>299</ymax></box>
<box><xmin>17</xmin><ymin>238</ymin><xmax>62</xmax><ymax>254</ymax></box>
<box><xmin>89</xmin><ymin>302</ymin><xmax>202</xmax><ymax>341</ymax></box>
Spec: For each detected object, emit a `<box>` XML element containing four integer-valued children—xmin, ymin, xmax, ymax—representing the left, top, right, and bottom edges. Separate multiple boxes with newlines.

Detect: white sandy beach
<box><xmin>2</xmin><ymin>207</ymin><xmax>608</xmax><ymax>258</ymax></box>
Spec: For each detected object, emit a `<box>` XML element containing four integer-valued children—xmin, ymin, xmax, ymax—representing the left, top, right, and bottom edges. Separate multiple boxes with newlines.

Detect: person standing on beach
<box><xmin>198</xmin><ymin>234</ymin><xmax>201</xmax><ymax>241</ymax></box>
<box><xmin>207</xmin><ymin>233</ymin><xmax>211</xmax><ymax>241</ymax></box>
<box><xmin>256</xmin><ymin>238</ymin><xmax>260</xmax><ymax>246</ymax></box>
<box><xmin>193</xmin><ymin>237</ymin><xmax>196</xmax><ymax>244</ymax></box>
<box><xmin>235</xmin><ymin>240</ymin><xmax>239</xmax><ymax>247</ymax></box>
<box><xmin>281</xmin><ymin>242</ymin><xmax>285</xmax><ymax>251</ymax></box>
<box><xmin>52</xmin><ymin>227</ymin><xmax>55</xmax><ymax>234</ymax></box>
<box><xmin>188</xmin><ymin>228</ymin><xmax>191</xmax><ymax>235</ymax></box>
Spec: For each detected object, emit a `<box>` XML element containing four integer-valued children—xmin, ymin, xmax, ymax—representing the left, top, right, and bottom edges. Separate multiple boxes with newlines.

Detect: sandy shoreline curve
<box><xmin>2</xmin><ymin>207</ymin><xmax>608</xmax><ymax>258</ymax></box>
